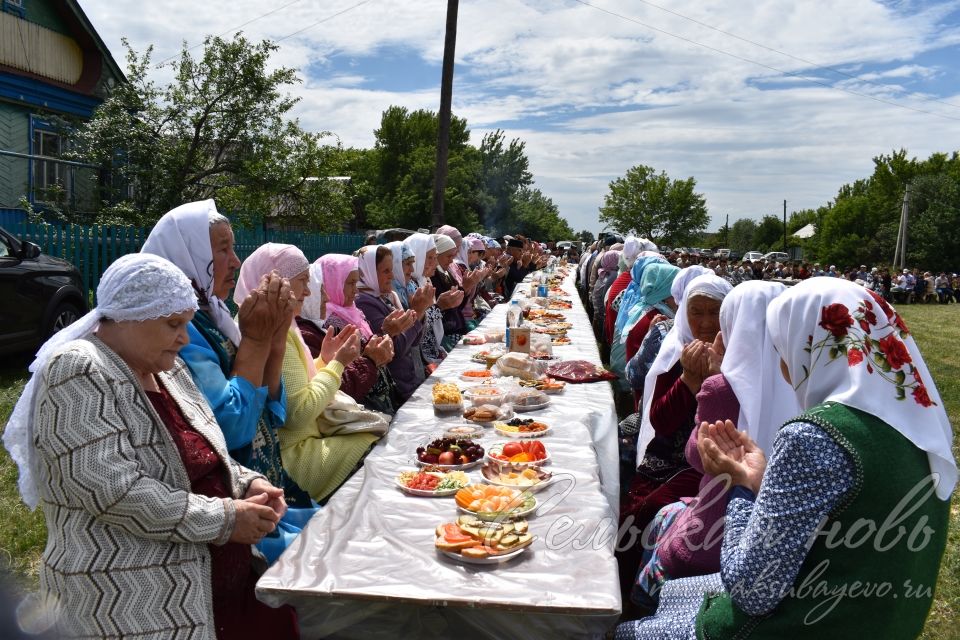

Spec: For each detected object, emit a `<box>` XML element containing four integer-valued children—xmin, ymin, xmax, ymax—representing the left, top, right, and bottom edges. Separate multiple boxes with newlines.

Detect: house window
<box><xmin>31</xmin><ymin>126</ymin><xmax>73</xmax><ymax>205</ymax></box>
<box><xmin>2</xmin><ymin>0</ymin><xmax>26</xmax><ymax>18</ymax></box>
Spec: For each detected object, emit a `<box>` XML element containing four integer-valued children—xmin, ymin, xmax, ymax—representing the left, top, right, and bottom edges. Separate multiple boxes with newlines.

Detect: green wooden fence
<box><xmin>12</xmin><ymin>220</ymin><xmax>365</xmax><ymax>303</ymax></box>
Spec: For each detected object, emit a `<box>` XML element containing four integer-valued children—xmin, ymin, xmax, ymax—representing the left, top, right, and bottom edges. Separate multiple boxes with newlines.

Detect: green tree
<box><xmin>904</xmin><ymin>173</ymin><xmax>960</xmax><ymax>272</ymax></box>
<box><xmin>598</xmin><ymin>165</ymin><xmax>709</xmax><ymax>244</ymax></box>
<box><xmin>363</xmin><ymin>106</ymin><xmax>481</xmax><ymax>232</ymax></box>
<box><xmin>728</xmin><ymin>218</ymin><xmax>758</xmax><ymax>253</ymax></box>
<box><xmin>477</xmin><ymin>130</ymin><xmax>532</xmax><ymax>234</ymax></box>
<box><xmin>752</xmin><ymin>215</ymin><xmax>785</xmax><ymax>252</ymax></box>
<box><xmin>577</xmin><ymin>230</ymin><xmax>595</xmax><ymax>244</ymax></box>
<box><xmin>509</xmin><ymin>187</ymin><xmax>574</xmax><ymax>241</ymax></box>
<box><xmin>72</xmin><ymin>35</ymin><xmax>351</xmax><ymax>228</ymax></box>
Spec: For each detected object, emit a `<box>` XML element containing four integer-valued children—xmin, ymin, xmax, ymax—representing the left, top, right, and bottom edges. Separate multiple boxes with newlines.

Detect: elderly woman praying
<box><xmin>3</xmin><ymin>253</ymin><xmax>297</xmax><ymax>639</ymax></box>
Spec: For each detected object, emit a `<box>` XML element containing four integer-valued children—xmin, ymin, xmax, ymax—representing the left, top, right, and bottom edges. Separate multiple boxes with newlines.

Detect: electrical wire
<box><xmin>628</xmin><ymin>0</ymin><xmax>960</xmax><ymax>110</ymax></box>
<box><xmin>274</xmin><ymin>0</ymin><xmax>374</xmax><ymax>43</ymax></box>
<box><xmin>570</xmin><ymin>0</ymin><xmax>960</xmax><ymax>123</ymax></box>
<box><xmin>155</xmin><ymin>0</ymin><xmax>373</xmax><ymax>66</ymax></box>
<box><xmin>156</xmin><ymin>0</ymin><xmax>304</xmax><ymax>64</ymax></box>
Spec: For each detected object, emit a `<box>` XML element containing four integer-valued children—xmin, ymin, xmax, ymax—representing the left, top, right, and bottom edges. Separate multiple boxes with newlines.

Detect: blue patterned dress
<box><xmin>616</xmin><ymin>421</ymin><xmax>856</xmax><ymax>639</ymax></box>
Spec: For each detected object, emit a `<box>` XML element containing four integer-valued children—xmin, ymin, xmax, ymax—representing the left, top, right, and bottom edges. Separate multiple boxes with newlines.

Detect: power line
<box><xmin>157</xmin><ymin>0</ymin><xmax>305</xmax><ymax>65</ymax></box>
<box><xmin>570</xmin><ymin>0</ymin><xmax>960</xmax><ymax>123</ymax></box>
<box><xmin>274</xmin><ymin>0</ymin><xmax>374</xmax><ymax>44</ymax></box>
<box><xmin>628</xmin><ymin>0</ymin><xmax>960</xmax><ymax>110</ymax></box>
<box><xmin>155</xmin><ymin>0</ymin><xmax>373</xmax><ymax>66</ymax></box>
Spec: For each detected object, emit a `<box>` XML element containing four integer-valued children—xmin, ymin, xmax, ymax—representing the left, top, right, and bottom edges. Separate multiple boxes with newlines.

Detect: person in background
<box><xmin>506</xmin><ymin>237</ymin><xmax>536</xmax><ymax>297</ymax></box>
<box><xmin>935</xmin><ymin>271</ymin><xmax>954</xmax><ymax>303</ymax></box>
<box><xmin>405</xmin><ymin>233</ymin><xmax>448</xmax><ymax>369</ymax></box>
<box><xmin>431</xmin><ymin>234</ymin><xmax>469</xmax><ymax>350</ymax></box>
<box><xmin>296</xmin><ymin>258</ymin><xmax>396</xmax><ymax>412</ymax></box>
<box><xmin>6</xmin><ymin>253</ymin><xmax>297</xmax><ymax>639</ymax></box>
<box><xmin>236</xmin><ymin>244</ymin><xmax>389</xmax><ymax>504</ymax></box>
<box><xmin>618</xmin><ymin>279</ymin><xmax>953</xmax><ymax>640</ymax></box>
<box><xmin>141</xmin><ymin>200</ymin><xmax>315</xmax><ymax>563</ymax></box>
<box><xmin>631</xmin><ymin>281</ymin><xmax>798</xmax><ymax>607</ymax></box>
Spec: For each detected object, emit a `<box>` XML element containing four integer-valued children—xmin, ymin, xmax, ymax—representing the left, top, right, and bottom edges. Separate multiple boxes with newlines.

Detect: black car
<box><xmin>0</xmin><ymin>225</ymin><xmax>87</xmax><ymax>356</ymax></box>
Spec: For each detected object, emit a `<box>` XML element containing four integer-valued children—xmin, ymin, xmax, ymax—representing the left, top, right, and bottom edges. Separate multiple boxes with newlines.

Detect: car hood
<box><xmin>34</xmin><ymin>252</ymin><xmax>76</xmax><ymax>270</ymax></box>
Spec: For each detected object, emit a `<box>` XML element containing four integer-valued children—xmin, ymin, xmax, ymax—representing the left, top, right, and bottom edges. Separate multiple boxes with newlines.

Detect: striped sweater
<box><xmin>32</xmin><ymin>337</ymin><xmax>262</xmax><ymax>639</ymax></box>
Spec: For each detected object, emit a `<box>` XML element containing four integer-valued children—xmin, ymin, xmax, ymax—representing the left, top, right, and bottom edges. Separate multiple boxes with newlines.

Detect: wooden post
<box><xmin>432</xmin><ymin>0</ymin><xmax>459</xmax><ymax>228</ymax></box>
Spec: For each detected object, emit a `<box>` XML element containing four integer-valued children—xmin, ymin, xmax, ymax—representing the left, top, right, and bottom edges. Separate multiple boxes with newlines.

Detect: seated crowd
<box><xmin>5</xmin><ymin>200</ymin><xmax>551</xmax><ymax>638</ymax></box>
<box><xmin>575</xmin><ymin>235</ymin><xmax>955</xmax><ymax>639</ymax></box>
<box><xmin>3</xmin><ymin>212</ymin><xmax>954</xmax><ymax>639</ymax></box>
<box><xmin>639</xmin><ymin>247</ymin><xmax>960</xmax><ymax>306</ymax></box>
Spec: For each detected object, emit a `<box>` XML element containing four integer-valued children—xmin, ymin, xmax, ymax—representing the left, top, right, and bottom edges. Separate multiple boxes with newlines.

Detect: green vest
<box><xmin>695</xmin><ymin>402</ymin><xmax>950</xmax><ymax>640</ymax></box>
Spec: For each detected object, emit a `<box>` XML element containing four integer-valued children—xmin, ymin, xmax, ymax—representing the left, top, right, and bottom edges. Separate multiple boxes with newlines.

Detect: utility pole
<box><xmin>432</xmin><ymin>0</ymin><xmax>459</xmax><ymax>228</ymax></box>
<box><xmin>782</xmin><ymin>199</ymin><xmax>787</xmax><ymax>252</ymax></box>
<box><xmin>894</xmin><ymin>184</ymin><xmax>911</xmax><ymax>269</ymax></box>
<box><xmin>724</xmin><ymin>213</ymin><xmax>729</xmax><ymax>246</ymax></box>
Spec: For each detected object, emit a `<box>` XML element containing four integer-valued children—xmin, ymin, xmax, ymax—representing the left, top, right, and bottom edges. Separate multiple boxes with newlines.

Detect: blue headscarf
<box><xmin>619</xmin><ymin>262</ymin><xmax>680</xmax><ymax>342</ymax></box>
<box><xmin>614</xmin><ymin>254</ymin><xmax>668</xmax><ymax>334</ymax></box>
<box><xmin>387</xmin><ymin>240</ymin><xmax>415</xmax><ymax>308</ymax></box>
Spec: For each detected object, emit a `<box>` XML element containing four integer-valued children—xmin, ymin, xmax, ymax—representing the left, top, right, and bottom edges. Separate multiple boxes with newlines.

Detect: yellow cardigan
<box><xmin>279</xmin><ymin>329</ymin><xmax>379</xmax><ymax>502</ymax></box>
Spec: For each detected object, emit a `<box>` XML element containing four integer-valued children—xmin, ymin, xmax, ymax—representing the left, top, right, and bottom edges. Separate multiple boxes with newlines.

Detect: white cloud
<box><xmin>77</xmin><ymin>0</ymin><xmax>960</xmax><ymax>234</ymax></box>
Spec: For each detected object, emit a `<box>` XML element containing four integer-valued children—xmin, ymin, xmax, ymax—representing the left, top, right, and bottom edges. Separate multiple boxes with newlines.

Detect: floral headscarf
<box><xmin>767</xmin><ymin>278</ymin><xmax>956</xmax><ymax>500</ymax></box>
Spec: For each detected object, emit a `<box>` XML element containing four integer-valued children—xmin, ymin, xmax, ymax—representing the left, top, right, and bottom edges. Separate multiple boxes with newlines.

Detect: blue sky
<box><xmin>82</xmin><ymin>0</ymin><xmax>960</xmax><ymax>235</ymax></box>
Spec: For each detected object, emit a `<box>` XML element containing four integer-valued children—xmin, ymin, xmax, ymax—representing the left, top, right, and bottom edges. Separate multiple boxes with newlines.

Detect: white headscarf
<box><xmin>4</xmin><ymin>254</ymin><xmax>198</xmax><ymax>509</ymax></box>
<box><xmin>638</xmin><ymin>238</ymin><xmax>659</xmax><ymax>253</ymax></box>
<box><xmin>404</xmin><ymin>233</ymin><xmax>444</xmax><ymax>343</ymax></box>
<box><xmin>767</xmin><ymin>278</ymin><xmax>956</xmax><ymax>501</ymax></box>
<box><xmin>718</xmin><ymin>281</ymin><xmax>800</xmax><ymax>454</ymax></box>
<box><xmin>637</xmin><ymin>273</ymin><xmax>733</xmax><ymax>466</ymax></box>
<box><xmin>299</xmin><ymin>261</ymin><xmax>326</xmax><ymax>324</ymax></box>
<box><xmin>140</xmin><ymin>199</ymin><xmax>241</xmax><ymax>345</ymax></box>
<box><xmin>356</xmin><ymin>245</ymin><xmax>381</xmax><ymax>293</ymax></box>
<box><xmin>405</xmin><ymin>233</ymin><xmax>437</xmax><ymax>287</ymax></box>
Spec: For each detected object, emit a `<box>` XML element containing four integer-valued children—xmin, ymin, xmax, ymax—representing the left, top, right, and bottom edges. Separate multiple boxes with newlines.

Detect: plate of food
<box><xmin>486</xmin><ymin>440</ymin><xmax>550</xmax><ymax>467</ymax></box>
<box><xmin>470</xmin><ymin>348</ymin><xmax>506</xmax><ymax>365</ymax></box>
<box><xmin>435</xmin><ymin>517</ymin><xmax>534</xmax><ymax>564</ymax></box>
<box><xmin>533</xmin><ymin>326</ymin><xmax>567</xmax><ymax>336</ymax></box>
<box><xmin>463</xmin><ymin>404</ymin><xmax>513</xmax><ymax>425</ymax></box>
<box><xmin>454</xmin><ymin>485</ymin><xmax>538</xmax><ymax>521</ymax></box>
<box><xmin>395</xmin><ymin>469</ymin><xmax>470</xmax><ymax>497</ymax></box>
<box><xmin>432</xmin><ymin>382</ymin><xmax>464</xmax><ymax>413</ymax></box>
<box><xmin>463</xmin><ymin>387</ymin><xmax>507</xmax><ymax>407</ymax></box>
<box><xmin>415</xmin><ymin>438</ymin><xmax>485</xmax><ymax>469</ymax></box>
<box><xmin>493</xmin><ymin>418</ymin><xmax>551</xmax><ymax>438</ymax></box>
<box><xmin>512</xmin><ymin>390</ymin><xmax>550</xmax><ymax>412</ymax></box>
<box><xmin>551</xmin><ymin>336</ymin><xmax>572</xmax><ymax>346</ymax></box>
<box><xmin>460</xmin><ymin>369</ymin><xmax>494</xmax><ymax>382</ymax></box>
<box><xmin>443</xmin><ymin>424</ymin><xmax>486</xmax><ymax>440</ymax></box>
<box><xmin>481</xmin><ymin>463</ymin><xmax>553</xmax><ymax>491</ymax></box>
<box><xmin>518</xmin><ymin>378</ymin><xmax>566</xmax><ymax>394</ymax></box>
<box><xmin>528</xmin><ymin>351</ymin><xmax>560</xmax><ymax>361</ymax></box>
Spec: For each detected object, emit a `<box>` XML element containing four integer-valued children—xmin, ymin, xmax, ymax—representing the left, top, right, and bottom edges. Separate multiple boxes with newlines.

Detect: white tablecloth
<box><xmin>257</xmin><ymin>270</ymin><xmax>622</xmax><ymax>639</ymax></box>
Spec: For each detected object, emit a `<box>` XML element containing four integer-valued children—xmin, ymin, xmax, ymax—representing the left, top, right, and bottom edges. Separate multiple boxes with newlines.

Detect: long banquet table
<box><xmin>257</xmin><ymin>269</ymin><xmax>622</xmax><ymax>639</ymax></box>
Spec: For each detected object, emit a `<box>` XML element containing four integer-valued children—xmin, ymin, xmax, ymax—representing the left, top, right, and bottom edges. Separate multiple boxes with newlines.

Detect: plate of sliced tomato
<box><xmin>486</xmin><ymin>440</ymin><xmax>550</xmax><ymax>467</ymax></box>
<box><xmin>395</xmin><ymin>469</ymin><xmax>470</xmax><ymax>497</ymax></box>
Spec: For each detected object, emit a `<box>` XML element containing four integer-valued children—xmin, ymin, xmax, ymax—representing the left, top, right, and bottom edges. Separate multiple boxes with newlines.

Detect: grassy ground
<box><xmin>0</xmin><ymin>305</ymin><xmax>957</xmax><ymax>634</ymax></box>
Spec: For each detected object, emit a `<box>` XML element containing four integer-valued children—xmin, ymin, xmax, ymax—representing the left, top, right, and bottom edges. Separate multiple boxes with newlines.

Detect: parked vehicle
<box><xmin>0</xmin><ymin>225</ymin><xmax>87</xmax><ymax>356</ymax></box>
<box><xmin>715</xmin><ymin>248</ymin><xmax>731</xmax><ymax>259</ymax></box>
<box><xmin>762</xmin><ymin>251</ymin><xmax>790</xmax><ymax>262</ymax></box>
<box><xmin>743</xmin><ymin>251</ymin><xmax>764</xmax><ymax>261</ymax></box>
